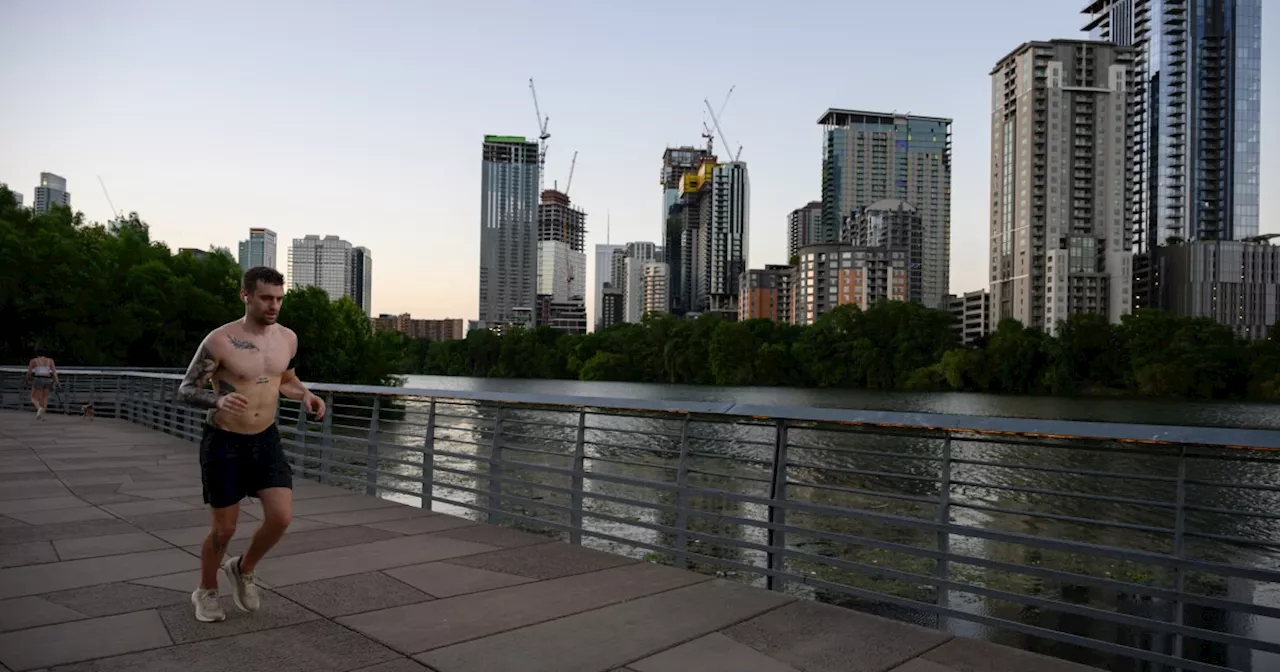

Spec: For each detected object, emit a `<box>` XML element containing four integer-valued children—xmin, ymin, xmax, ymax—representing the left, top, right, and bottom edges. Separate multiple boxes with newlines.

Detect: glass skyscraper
<box><xmin>819</xmin><ymin>109</ymin><xmax>953</xmax><ymax>309</ymax></box>
<box><xmin>238</xmin><ymin>228</ymin><xmax>277</xmax><ymax>271</ymax></box>
<box><xmin>478</xmin><ymin>135</ymin><xmax>540</xmax><ymax>330</ymax></box>
<box><xmin>1083</xmin><ymin>0</ymin><xmax>1261</xmax><ymax>246</ymax></box>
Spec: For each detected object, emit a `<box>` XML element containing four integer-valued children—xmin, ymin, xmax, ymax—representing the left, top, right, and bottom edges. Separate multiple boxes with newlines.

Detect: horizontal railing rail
<box><xmin>2</xmin><ymin>367</ymin><xmax>1278</xmax><ymax>672</ymax></box>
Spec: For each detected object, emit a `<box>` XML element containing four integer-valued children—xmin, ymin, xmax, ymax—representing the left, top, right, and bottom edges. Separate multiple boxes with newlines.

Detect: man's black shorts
<box><xmin>199</xmin><ymin>423</ymin><xmax>292</xmax><ymax>509</ymax></box>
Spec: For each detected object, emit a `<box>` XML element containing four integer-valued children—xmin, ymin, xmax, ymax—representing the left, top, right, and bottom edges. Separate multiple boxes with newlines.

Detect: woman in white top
<box><xmin>26</xmin><ymin>351</ymin><xmax>58</xmax><ymax>419</ymax></box>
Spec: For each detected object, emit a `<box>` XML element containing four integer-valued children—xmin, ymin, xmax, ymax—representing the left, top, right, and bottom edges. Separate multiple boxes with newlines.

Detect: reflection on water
<box><xmin>399</xmin><ymin>374</ymin><xmax>1280</xmax><ymax>430</ymax></box>
<box><xmin>289</xmin><ymin>376</ymin><xmax>1280</xmax><ymax>671</ymax></box>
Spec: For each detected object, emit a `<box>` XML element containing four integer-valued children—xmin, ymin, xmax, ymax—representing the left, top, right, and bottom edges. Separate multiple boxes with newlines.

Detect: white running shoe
<box><xmin>192</xmin><ymin>588</ymin><xmax>226</xmax><ymax>622</ymax></box>
<box><xmin>222</xmin><ymin>555</ymin><xmax>260</xmax><ymax>611</ymax></box>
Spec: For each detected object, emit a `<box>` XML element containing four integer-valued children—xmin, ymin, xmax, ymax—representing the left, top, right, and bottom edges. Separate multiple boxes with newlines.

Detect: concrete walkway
<box><xmin>0</xmin><ymin>410</ymin><xmax>1096</xmax><ymax>672</ymax></box>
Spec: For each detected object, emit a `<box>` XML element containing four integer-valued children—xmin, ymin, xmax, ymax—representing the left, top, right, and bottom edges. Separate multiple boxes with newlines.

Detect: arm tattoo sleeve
<box><xmin>176</xmin><ymin>343</ymin><xmax>220</xmax><ymax>408</ymax></box>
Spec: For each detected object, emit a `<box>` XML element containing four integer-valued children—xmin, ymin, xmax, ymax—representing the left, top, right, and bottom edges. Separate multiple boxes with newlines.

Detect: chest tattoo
<box><xmin>228</xmin><ymin>336</ymin><xmax>259</xmax><ymax>350</ymax></box>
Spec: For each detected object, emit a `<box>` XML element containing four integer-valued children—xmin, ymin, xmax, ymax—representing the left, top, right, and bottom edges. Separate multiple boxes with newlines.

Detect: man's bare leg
<box><xmin>240</xmin><ymin>487</ymin><xmax>292</xmax><ymax>573</ymax></box>
<box><xmin>200</xmin><ymin>504</ymin><xmax>239</xmax><ymax>590</ymax></box>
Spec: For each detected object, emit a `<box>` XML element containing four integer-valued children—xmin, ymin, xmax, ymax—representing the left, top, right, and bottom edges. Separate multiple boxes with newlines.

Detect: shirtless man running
<box><xmin>176</xmin><ymin>266</ymin><xmax>326</xmax><ymax>623</ymax></box>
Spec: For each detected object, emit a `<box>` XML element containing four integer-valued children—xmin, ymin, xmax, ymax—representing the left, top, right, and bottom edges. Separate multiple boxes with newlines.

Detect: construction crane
<box><xmin>97</xmin><ymin>176</ymin><xmax>123</xmax><ymax>221</ymax></box>
<box><xmin>564</xmin><ymin>150</ymin><xmax>578</xmax><ymax>198</ymax></box>
<box><xmin>529</xmin><ymin>78</ymin><xmax>551</xmax><ymax>192</ymax></box>
<box><xmin>704</xmin><ymin>98</ymin><xmax>743</xmax><ymax>162</ymax></box>
<box><xmin>701</xmin><ymin>85</ymin><xmax>735</xmax><ymax>154</ymax></box>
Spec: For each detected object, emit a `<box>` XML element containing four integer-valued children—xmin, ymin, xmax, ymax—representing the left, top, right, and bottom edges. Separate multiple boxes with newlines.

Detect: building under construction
<box><xmin>661</xmin><ymin>147</ymin><xmax>713</xmax><ymax>316</ymax></box>
<box><xmin>537</xmin><ymin>189</ymin><xmax>585</xmax><ymax>251</ymax></box>
<box><xmin>535</xmin><ymin>188</ymin><xmax>587</xmax><ymax>333</ymax></box>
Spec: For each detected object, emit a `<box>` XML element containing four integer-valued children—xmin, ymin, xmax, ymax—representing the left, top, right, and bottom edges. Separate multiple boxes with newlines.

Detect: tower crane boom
<box><xmin>529</xmin><ymin>78</ymin><xmax>551</xmax><ymax>191</ymax></box>
<box><xmin>564</xmin><ymin>150</ymin><xmax>578</xmax><ymax>197</ymax></box>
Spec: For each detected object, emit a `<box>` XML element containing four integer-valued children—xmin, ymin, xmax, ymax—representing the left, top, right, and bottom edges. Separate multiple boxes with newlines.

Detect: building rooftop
<box><xmin>818</xmin><ymin>108</ymin><xmax>952</xmax><ymax>126</ymax></box>
<box><xmin>864</xmin><ymin>198</ymin><xmax>917</xmax><ymax>212</ymax></box>
<box><xmin>989</xmin><ymin>39</ymin><xmax>1132</xmax><ymax>74</ymax></box>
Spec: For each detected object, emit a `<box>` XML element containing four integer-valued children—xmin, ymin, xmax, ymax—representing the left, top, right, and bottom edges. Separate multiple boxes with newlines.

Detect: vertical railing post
<box><xmin>936</xmin><ymin>436</ymin><xmax>953</xmax><ymax>628</ymax></box>
<box><xmin>113</xmin><ymin>374</ymin><xmax>122</xmax><ymax>420</ymax></box>
<box><xmin>569</xmin><ymin>409</ymin><xmax>587</xmax><ymax>544</ymax></box>
<box><xmin>319</xmin><ymin>392</ymin><xmax>334</xmax><ymax>485</ymax></box>
<box><xmin>672</xmin><ymin>415</ymin><xmax>692</xmax><ymax>569</ymax></box>
<box><xmin>293</xmin><ymin>398</ymin><xmax>308</xmax><ymax>478</ymax></box>
<box><xmin>365</xmin><ymin>396</ymin><xmax>381</xmax><ymax>496</ymax></box>
<box><xmin>149</xmin><ymin>379</ymin><xmax>159</xmax><ymax>430</ymax></box>
<box><xmin>1170</xmin><ymin>447</ymin><xmax>1188</xmax><ymax>666</ymax></box>
<box><xmin>161</xmin><ymin>379</ymin><xmax>170</xmax><ymax>435</ymax></box>
<box><xmin>420</xmin><ymin>400</ymin><xmax>437</xmax><ymax>511</ymax></box>
<box><xmin>766</xmin><ymin>419</ymin><xmax>789</xmax><ymax>592</ymax></box>
<box><xmin>487</xmin><ymin>406</ymin><xmax>506</xmax><ymax>525</ymax></box>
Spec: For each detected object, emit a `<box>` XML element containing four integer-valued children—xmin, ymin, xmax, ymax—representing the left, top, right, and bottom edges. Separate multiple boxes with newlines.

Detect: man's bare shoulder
<box><xmin>278</xmin><ymin>325</ymin><xmax>298</xmax><ymax>347</ymax></box>
<box><xmin>200</xmin><ymin>322</ymin><xmax>237</xmax><ymax>351</ymax></box>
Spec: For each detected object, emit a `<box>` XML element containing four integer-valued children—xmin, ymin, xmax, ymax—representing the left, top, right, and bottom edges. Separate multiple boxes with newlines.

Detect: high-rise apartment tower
<box><xmin>989</xmin><ymin>40</ymin><xmax>1135</xmax><ymax>333</ymax></box>
<box><xmin>1081</xmin><ymin>0</ymin><xmax>1262</xmax><ymax>312</ymax></box>
<box><xmin>33</xmin><ymin>173</ymin><xmax>70</xmax><ymax>214</ymax></box>
<box><xmin>661</xmin><ymin>146</ymin><xmax>714</xmax><ymax>315</ymax></box>
<box><xmin>238</xmin><ymin>228</ymin><xmax>278</xmax><ymax>272</ymax></box>
<box><xmin>478</xmin><ymin>135</ymin><xmax>540</xmax><ymax>330</ymax></box>
<box><xmin>788</xmin><ymin>201</ymin><xmax>823</xmax><ymax>262</ymax></box>
<box><xmin>289</xmin><ymin>235</ymin><xmax>371</xmax><ymax>309</ymax></box>
<box><xmin>819</xmin><ymin>110</ymin><xmax>952</xmax><ymax>309</ymax></box>
<box><xmin>349</xmin><ymin>246</ymin><xmax>373</xmax><ymax>316</ymax></box>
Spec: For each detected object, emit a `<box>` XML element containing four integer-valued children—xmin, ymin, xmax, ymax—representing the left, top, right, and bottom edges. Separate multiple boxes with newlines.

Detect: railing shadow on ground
<box><xmin>2</xmin><ymin>367</ymin><xmax>1278</xmax><ymax>672</ymax></box>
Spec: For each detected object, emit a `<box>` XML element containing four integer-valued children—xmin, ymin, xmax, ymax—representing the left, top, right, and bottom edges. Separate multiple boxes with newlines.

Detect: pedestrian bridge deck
<box><xmin>0</xmin><ymin>410</ymin><xmax>1095</xmax><ymax>672</ymax></box>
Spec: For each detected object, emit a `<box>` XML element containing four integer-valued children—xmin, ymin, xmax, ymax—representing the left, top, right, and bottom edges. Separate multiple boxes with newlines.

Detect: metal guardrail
<box><xmin>1</xmin><ymin>367</ymin><xmax>1278</xmax><ymax>672</ymax></box>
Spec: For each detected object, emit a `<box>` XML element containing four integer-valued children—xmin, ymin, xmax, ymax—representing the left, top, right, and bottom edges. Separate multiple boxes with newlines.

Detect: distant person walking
<box><xmin>175</xmin><ymin>266</ymin><xmax>326</xmax><ymax>623</ymax></box>
<box><xmin>26</xmin><ymin>351</ymin><xmax>58</xmax><ymax>419</ymax></box>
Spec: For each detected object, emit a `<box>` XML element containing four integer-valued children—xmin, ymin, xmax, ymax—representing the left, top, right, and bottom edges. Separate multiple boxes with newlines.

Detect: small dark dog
<box><xmin>81</xmin><ymin>403</ymin><xmax>95</xmax><ymax>421</ymax></box>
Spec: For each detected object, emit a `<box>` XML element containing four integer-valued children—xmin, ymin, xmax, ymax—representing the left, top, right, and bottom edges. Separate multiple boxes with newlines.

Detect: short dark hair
<box><xmin>243</xmin><ymin>266</ymin><xmax>285</xmax><ymax>293</ymax></box>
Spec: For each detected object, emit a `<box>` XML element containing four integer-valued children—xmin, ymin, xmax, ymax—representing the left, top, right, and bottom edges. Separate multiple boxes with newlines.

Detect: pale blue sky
<box><xmin>2</xmin><ymin>0</ymin><xmax>1276</xmax><ymax>321</ymax></box>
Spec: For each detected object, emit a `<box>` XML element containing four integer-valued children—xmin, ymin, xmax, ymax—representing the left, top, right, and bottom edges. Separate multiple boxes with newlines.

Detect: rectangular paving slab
<box><xmin>0</xmin><ymin>480</ymin><xmax>71</xmax><ymax>501</ymax></box>
<box><xmin>628</xmin><ymin>633</ymin><xmax>802</xmax><ymax>672</ymax></box>
<box><xmin>301</xmin><ymin>505</ymin><xmax>436</xmax><ymax>527</ymax></box>
<box><xmin>0</xmin><ymin>541</ymin><xmax>58</xmax><ymax>569</ymax></box>
<box><xmin>274</xmin><ymin>571</ymin><xmax>433</xmax><ymax>618</ymax></box>
<box><xmin>253</xmin><ymin>535</ymin><xmax>499</xmax><ymax>588</ymax></box>
<box><xmin>443</xmin><ymin>540</ymin><xmax>637</xmax><ymax>580</ymax></box>
<box><xmin>365</xmin><ymin>515</ymin><xmax>479</xmax><ymax>536</ymax></box>
<box><xmin>291</xmin><ymin>495</ymin><xmax>403</xmax><ymax>516</ymax></box>
<box><xmin>52</xmin><ymin>532</ymin><xmax>171</xmax><ymax>560</ymax></box>
<box><xmin>150</xmin><ymin>516</ymin><xmax>331</xmax><ymax>547</ymax></box>
<box><xmin>6</xmin><ymin>507</ymin><xmax>113</xmax><ymax>525</ymax></box>
<box><xmin>0</xmin><ymin>519</ymin><xmax>139</xmax><ymax>546</ymax></box>
<box><xmin>0</xmin><ymin>609</ymin><xmax>172</xmax><ymax>671</ymax></box>
<box><xmin>0</xmin><ymin>548</ymin><xmax>199</xmax><ymax>599</ymax></box>
<box><xmin>350</xmin><ymin>660</ymin><xmax>433</xmax><ymax>672</ymax></box>
<box><xmin>101</xmin><ymin>498</ymin><xmax>197</xmax><ymax>517</ymax></box>
<box><xmin>157</xmin><ymin>588</ymin><xmax>321</xmax><ymax>644</ymax></box>
<box><xmin>415</xmin><ymin>579</ymin><xmax>794</xmax><ymax>672</ymax></box>
<box><xmin>0</xmin><ymin>595</ymin><xmax>85</xmax><ymax>632</ymax></box>
<box><xmin>920</xmin><ymin>637</ymin><xmax>1100</xmax><ymax>672</ymax></box>
<box><xmin>41</xmin><ymin>582</ymin><xmax>191</xmax><ymax>617</ymax></box>
<box><xmin>340</xmin><ymin>561</ymin><xmax>710</xmax><ymax>654</ymax></box>
<box><xmin>383</xmin><ymin>562</ymin><xmax>533</xmax><ymax>598</ymax></box>
<box><xmin>427</xmin><ymin>524</ymin><xmax>557</xmax><ymax>549</ymax></box>
<box><xmin>0</xmin><ymin>496</ymin><xmax>87</xmax><ymax>515</ymax></box>
<box><xmin>888</xmin><ymin>661</ymin><xmax>957</xmax><ymax>672</ymax></box>
<box><xmin>203</xmin><ymin>523</ymin><xmax>404</xmax><ymax>560</ymax></box>
<box><xmin>49</xmin><ymin>619</ymin><xmax>402</xmax><ymax>672</ymax></box>
<box><xmin>124</xmin><ymin>509</ymin><xmax>237</xmax><ymax>531</ymax></box>
<box><xmin>721</xmin><ymin>599</ymin><xmax>953</xmax><ymax>672</ymax></box>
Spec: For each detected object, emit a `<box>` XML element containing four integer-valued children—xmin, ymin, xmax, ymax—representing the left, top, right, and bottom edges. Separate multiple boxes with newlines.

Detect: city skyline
<box><xmin>2</xmin><ymin>1</ymin><xmax>1275</xmax><ymax>321</ymax></box>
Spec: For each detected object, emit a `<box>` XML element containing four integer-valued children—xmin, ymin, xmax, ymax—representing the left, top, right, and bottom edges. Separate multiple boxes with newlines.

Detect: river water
<box><xmin>349</xmin><ymin>375</ymin><xmax>1279</xmax><ymax>670</ymax></box>
<box><xmin>401</xmin><ymin>375</ymin><xmax>1280</xmax><ymax>429</ymax></box>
